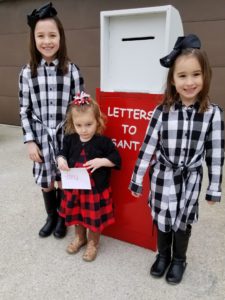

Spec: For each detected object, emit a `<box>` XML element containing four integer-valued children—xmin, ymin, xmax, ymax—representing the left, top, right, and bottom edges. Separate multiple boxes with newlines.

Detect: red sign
<box><xmin>96</xmin><ymin>89</ymin><xmax>162</xmax><ymax>250</ymax></box>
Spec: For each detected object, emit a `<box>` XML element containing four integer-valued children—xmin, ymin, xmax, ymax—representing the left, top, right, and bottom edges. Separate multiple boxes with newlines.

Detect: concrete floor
<box><xmin>0</xmin><ymin>124</ymin><xmax>225</xmax><ymax>300</ymax></box>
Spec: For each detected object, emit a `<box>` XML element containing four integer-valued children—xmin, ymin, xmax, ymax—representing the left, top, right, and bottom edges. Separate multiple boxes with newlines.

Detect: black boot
<box><xmin>166</xmin><ymin>225</ymin><xmax>192</xmax><ymax>284</ymax></box>
<box><xmin>150</xmin><ymin>229</ymin><xmax>172</xmax><ymax>278</ymax></box>
<box><xmin>53</xmin><ymin>189</ymin><xmax>67</xmax><ymax>239</ymax></box>
<box><xmin>39</xmin><ymin>190</ymin><xmax>58</xmax><ymax>237</ymax></box>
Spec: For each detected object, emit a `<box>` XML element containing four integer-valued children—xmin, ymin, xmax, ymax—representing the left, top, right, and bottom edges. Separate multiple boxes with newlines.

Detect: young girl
<box><xmin>57</xmin><ymin>92</ymin><xmax>121</xmax><ymax>261</ymax></box>
<box><xmin>129</xmin><ymin>34</ymin><xmax>224</xmax><ymax>284</ymax></box>
<box><xmin>19</xmin><ymin>3</ymin><xmax>84</xmax><ymax>239</ymax></box>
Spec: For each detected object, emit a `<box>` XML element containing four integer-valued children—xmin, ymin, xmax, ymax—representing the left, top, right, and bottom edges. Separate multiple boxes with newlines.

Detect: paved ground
<box><xmin>0</xmin><ymin>124</ymin><xmax>225</xmax><ymax>300</ymax></box>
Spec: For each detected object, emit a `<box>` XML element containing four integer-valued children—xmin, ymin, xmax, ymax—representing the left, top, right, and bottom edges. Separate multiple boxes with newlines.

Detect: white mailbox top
<box><xmin>100</xmin><ymin>5</ymin><xmax>183</xmax><ymax>94</ymax></box>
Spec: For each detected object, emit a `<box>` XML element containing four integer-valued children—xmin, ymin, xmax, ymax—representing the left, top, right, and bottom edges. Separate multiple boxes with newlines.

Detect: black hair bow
<box><xmin>160</xmin><ymin>34</ymin><xmax>201</xmax><ymax>68</ymax></box>
<box><xmin>27</xmin><ymin>2</ymin><xmax>57</xmax><ymax>29</ymax></box>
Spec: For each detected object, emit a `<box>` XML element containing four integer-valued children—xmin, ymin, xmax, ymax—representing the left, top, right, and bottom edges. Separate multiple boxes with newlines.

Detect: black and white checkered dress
<box><xmin>19</xmin><ymin>59</ymin><xmax>84</xmax><ymax>188</ymax></box>
<box><xmin>129</xmin><ymin>102</ymin><xmax>224</xmax><ymax>232</ymax></box>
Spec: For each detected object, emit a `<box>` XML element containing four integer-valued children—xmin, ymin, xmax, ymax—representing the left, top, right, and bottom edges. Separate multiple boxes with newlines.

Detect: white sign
<box><xmin>61</xmin><ymin>168</ymin><xmax>91</xmax><ymax>190</ymax></box>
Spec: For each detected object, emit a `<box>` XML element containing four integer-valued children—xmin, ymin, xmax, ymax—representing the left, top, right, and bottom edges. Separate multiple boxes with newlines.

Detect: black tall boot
<box><xmin>53</xmin><ymin>188</ymin><xmax>67</xmax><ymax>239</ymax></box>
<box><xmin>150</xmin><ymin>229</ymin><xmax>173</xmax><ymax>277</ymax></box>
<box><xmin>39</xmin><ymin>190</ymin><xmax>58</xmax><ymax>237</ymax></box>
<box><xmin>166</xmin><ymin>224</ymin><xmax>192</xmax><ymax>284</ymax></box>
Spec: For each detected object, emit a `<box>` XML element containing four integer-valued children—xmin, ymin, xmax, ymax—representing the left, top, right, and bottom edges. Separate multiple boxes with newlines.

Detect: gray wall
<box><xmin>0</xmin><ymin>0</ymin><xmax>224</xmax><ymax>125</ymax></box>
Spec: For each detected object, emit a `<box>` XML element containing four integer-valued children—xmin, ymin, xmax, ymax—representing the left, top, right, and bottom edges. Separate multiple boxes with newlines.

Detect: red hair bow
<box><xmin>72</xmin><ymin>91</ymin><xmax>91</xmax><ymax>106</ymax></box>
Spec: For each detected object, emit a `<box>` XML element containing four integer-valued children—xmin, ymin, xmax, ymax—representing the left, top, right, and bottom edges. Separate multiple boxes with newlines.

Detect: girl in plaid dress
<box><xmin>57</xmin><ymin>93</ymin><xmax>121</xmax><ymax>261</ymax></box>
<box><xmin>19</xmin><ymin>3</ymin><xmax>84</xmax><ymax>239</ymax></box>
<box><xmin>129</xmin><ymin>34</ymin><xmax>224</xmax><ymax>284</ymax></box>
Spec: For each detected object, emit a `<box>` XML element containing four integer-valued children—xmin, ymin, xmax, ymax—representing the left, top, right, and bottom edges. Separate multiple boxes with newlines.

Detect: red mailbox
<box><xmin>97</xmin><ymin>89</ymin><xmax>163</xmax><ymax>250</ymax></box>
<box><xmin>98</xmin><ymin>6</ymin><xmax>183</xmax><ymax>250</ymax></box>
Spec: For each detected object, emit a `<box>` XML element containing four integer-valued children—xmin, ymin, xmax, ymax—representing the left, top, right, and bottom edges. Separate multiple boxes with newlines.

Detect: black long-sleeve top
<box><xmin>58</xmin><ymin>133</ymin><xmax>121</xmax><ymax>192</ymax></box>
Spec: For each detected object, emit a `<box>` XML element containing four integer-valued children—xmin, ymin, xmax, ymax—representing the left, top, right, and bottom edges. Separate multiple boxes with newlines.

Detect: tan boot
<box><xmin>67</xmin><ymin>225</ymin><xmax>87</xmax><ymax>254</ymax></box>
<box><xmin>82</xmin><ymin>230</ymin><xmax>100</xmax><ymax>262</ymax></box>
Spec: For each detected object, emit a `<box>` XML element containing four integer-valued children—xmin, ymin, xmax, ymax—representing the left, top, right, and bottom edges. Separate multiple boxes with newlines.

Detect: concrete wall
<box><xmin>0</xmin><ymin>0</ymin><xmax>224</xmax><ymax>125</ymax></box>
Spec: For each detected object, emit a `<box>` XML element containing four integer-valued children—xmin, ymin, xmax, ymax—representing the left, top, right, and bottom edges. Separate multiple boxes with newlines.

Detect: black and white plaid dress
<box><xmin>129</xmin><ymin>102</ymin><xmax>224</xmax><ymax>232</ymax></box>
<box><xmin>19</xmin><ymin>59</ymin><xmax>84</xmax><ymax>188</ymax></box>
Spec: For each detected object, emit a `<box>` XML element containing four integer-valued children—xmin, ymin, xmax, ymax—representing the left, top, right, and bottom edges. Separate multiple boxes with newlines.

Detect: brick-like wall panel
<box><xmin>210</xmin><ymin>68</ymin><xmax>225</xmax><ymax>105</ymax></box>
<box><xmin>0</xmin><ymin>96</ymin><xmax>20</xmax><ymax>125</ymax></box>
<box><xmin>66</xmin><ymin>29</ymin><xmax>100</xmax><ymax>67</ymax></box>
<box><xmin>0</xmin><ymin>0</ymin><xmax>224</xmax><ymax>126</ymax></box>
<box><xmin>0</xmin><ymin>67</ymin><xmax>21</xmax><ymax>97</ymax></box>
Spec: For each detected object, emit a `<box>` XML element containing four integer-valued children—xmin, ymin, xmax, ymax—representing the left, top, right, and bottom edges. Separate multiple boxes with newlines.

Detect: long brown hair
<box><xmin>29</xmin><ymin>16</ymin><xmax>69</xmax><ymax>77</ymax></box>
<box><xmin>65</xmin><ymin>98</ymin><xmax>107</xmax><ymax>135</ymax></box>
<box><xmin>162</xmin><ymin>48</ymin><xmax>212</xmax><ymax>112</ymax></box>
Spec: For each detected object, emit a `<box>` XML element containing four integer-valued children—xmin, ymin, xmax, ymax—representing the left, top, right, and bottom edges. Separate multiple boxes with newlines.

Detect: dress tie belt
<box><xmin>32</xmin><ymin>113</ymin><xmax>65</xmax><ymax>163</ymax></box>
<box><xmin>158</xmin><ymin>155</ymin><xmax>202</xmax><ymax>227</ymax></box>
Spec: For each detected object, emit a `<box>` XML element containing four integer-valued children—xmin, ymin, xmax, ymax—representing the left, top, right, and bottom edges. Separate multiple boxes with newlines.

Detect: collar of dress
<box><xmin>40</xmin><ymin>58</ymin><xmax>59</xmax><ymax>67</ymax></box>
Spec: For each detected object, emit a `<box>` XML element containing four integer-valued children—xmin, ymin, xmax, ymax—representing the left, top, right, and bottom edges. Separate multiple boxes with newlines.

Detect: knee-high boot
<box><xmin>150</xmin><ymin>229</ymin><xmax>173</xmax><ymax>277</ymax></box>
<box><xmin>39</xmin><ymin>190</ymin><xmax>58</xmax><ymax>237</ymax></box>
<box><xmin>166</xmin><ymin>224</ymin><xmax>192</xmax><ymax>284</ymax></box>
<box><xmin>53</xmin><ymin>188</ymin><xmax>67</xmax><ymax>238</ymax></box>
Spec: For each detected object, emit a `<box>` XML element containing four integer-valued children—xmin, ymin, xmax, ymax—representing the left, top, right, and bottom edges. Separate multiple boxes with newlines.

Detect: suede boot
<box><xmin>83</xmin><ymin>230</ymin><xmax>100</xmax><ymax>262</ymax></box>
<box><xmin>39</xmin><ymin>189</ymin><xmax>58</xmax><ymax>237</ymax></box>
<box><xmin>67</xmin><ymin>225</ymin><xmax>87</xmax><ymax>254</ymax></box>
<box><xmin>150</xmin><ymin>229</ymin><xmax>172</xmax><ymax>277</ymax></box>
<box><xmin>54</xmin><ymin>188</ymin><xmax>67</xmax><ymax>238</ymax></box>
<box><xmin>166</xmin><ymin>225</ymin><xmax>192</xmax><ymax>284</ymax></box>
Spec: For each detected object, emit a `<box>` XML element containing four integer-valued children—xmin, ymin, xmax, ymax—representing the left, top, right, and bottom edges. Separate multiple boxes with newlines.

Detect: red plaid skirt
<box><xmin>59</xmin><ymin>149</ymin><xmax>115</xmax><ymax>232</ymax></box>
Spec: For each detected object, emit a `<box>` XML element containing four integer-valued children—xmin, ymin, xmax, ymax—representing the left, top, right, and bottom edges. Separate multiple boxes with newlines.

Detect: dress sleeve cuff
<box><xmin>24</xmin><ymin>133</ymin><xmax>35</xmax><ymax>143</ymax></box>
<box><xmin>128</xmin><ymin>181</ymin><xmax>143</xmax><ymax>194</ymax></box>
<box><xmin>205</xmin><ymin>189</ymin><xmax>221</xmax><ymax>202</ymax></box>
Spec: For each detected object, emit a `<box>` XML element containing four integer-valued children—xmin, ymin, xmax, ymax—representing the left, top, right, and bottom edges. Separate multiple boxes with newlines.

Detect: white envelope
<box><xmin>61</xmin><ymin>168</ymin><xmax>91</xmax><ymax>190</ymax></box>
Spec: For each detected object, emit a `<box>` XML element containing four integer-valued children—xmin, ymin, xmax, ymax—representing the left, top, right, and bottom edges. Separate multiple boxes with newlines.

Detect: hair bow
<box><xmin>72</xmin><ymin>92</ymin><xmax>91</xmax><ymax>106</ymax></box>
<box><xmin>160</xmin><ymin>34</ymin><xmax>201</xmax><ymax>68</ymax></box>
<box><xmin>27</xmin><ymin>2</ymin><xmax>57</xmax><ymax>29</ymax></box>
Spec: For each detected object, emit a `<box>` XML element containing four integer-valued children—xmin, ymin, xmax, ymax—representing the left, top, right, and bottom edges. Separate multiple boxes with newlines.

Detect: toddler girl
<box><xmin>57</xmin><ymin>92</ymin><xmax>121</xmax><ymax>261</ymax></box>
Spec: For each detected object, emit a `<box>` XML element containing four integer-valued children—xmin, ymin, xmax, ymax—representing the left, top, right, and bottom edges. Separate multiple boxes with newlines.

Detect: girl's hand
<box><xmin>27</xmin><ymin>141</ymin><xmax>42</xmax><ymax>163</ymax></box>
<box><xmin>131</xmin><ymin>191</ymin><xmax>141</xmax><ymax>198</ymax></box>
<box><xmin>84</xmin><ymin>158</ymin><xmax>114</xmax><ymax>173</ymax></box>
<box><xmin>57</xmin><ymin>157</ymin><xmax>70</xmax><ymax>171</ymax></box>
<box><xmin>207</xmin><ymin>201</ymin><xmax>216</xmax><ymax>206</ymax></box>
